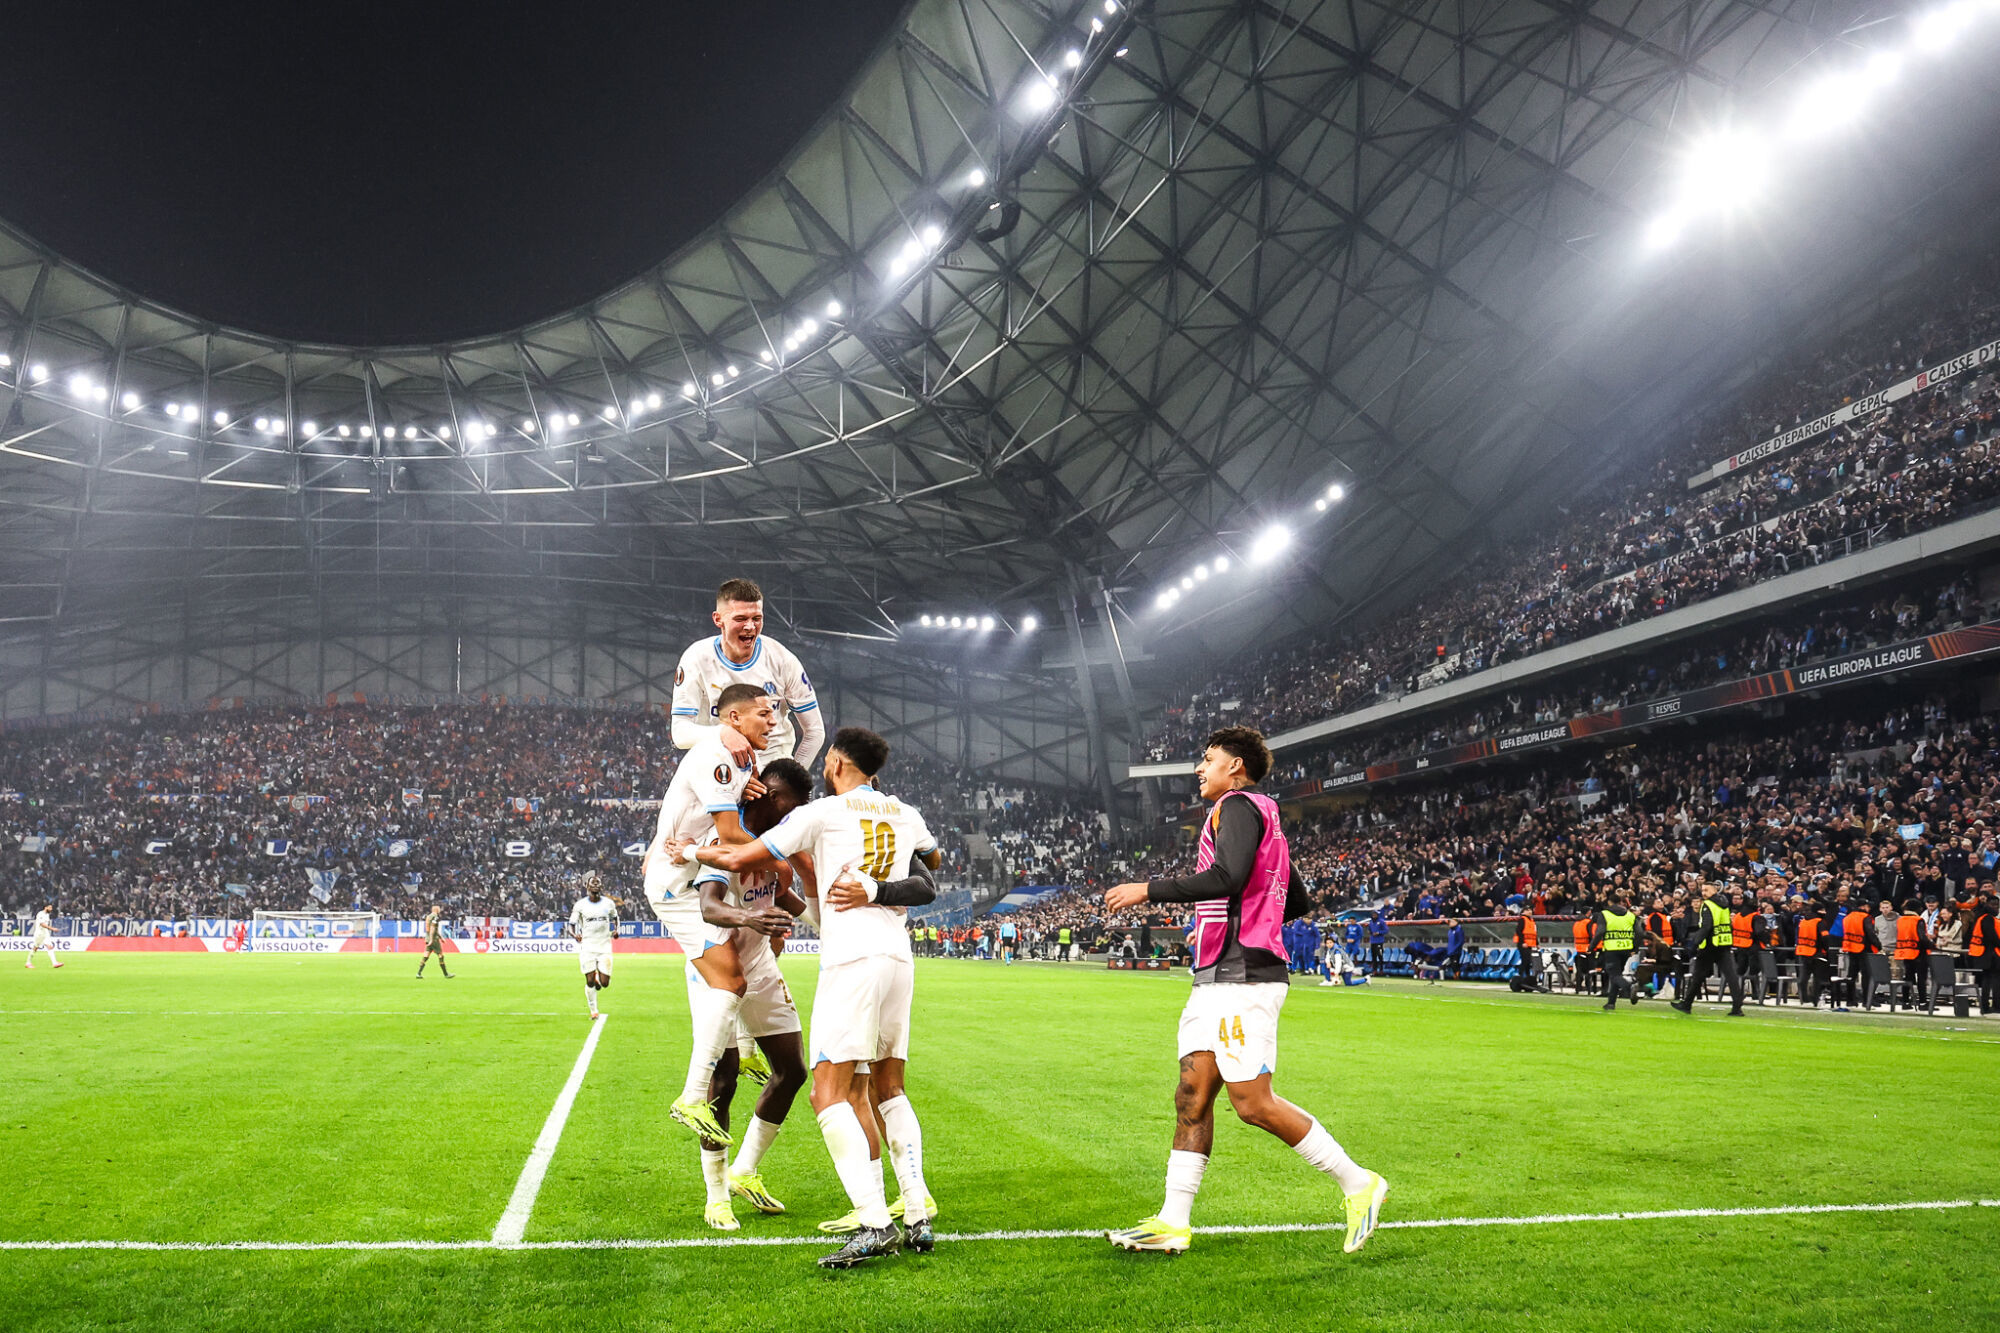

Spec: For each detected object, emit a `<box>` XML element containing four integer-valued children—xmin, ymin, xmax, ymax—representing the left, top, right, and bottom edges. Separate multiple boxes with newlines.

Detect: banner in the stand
<box><xmin>1688</xmin><ymin>333</ymin><xmax>2000</xmax><ymax>488</ymax></box>
<box><xmin>1248</xmin><ymin>620</ymin><xmax>2000</xmax><ymax>808</ymax></box>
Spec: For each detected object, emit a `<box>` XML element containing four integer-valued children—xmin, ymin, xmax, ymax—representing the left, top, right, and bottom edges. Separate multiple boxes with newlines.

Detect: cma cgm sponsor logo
<box><xmin>1648</xmin><ymin>698</ymin><xmax>1683</xmax><ymax>720</ymax></box>
<box><xmin>1498</xmin><ymin>724</ymin><xmax>1569</xmax><ymax>753</ymax></box>
<box><xmin>1794</xmin><ymin>643</ymin><xmax>1928</xmax><ymax>687</ymax></box>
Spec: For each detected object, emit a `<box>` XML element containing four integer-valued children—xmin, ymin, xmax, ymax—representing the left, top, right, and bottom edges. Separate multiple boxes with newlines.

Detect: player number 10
<box><xmin>858</xmin><ymin>819</ymin><xmax>898</xmax><ymax>880</ymax></box>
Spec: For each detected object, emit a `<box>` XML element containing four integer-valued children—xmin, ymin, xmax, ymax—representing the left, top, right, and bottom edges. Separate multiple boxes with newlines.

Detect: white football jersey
<box><xmin>569</xmin><ymin>896</ymin><xmax>618</xmax><ymax>949</ymax></box>
<box><xmin>758</xmin><ymin>784</ymin><xmax>936</xmax><ymax>967</ymax></box>
<box><xmin>33</xmin><ymin>909</ymin><xmax>51</xmax><ymax>933</ymax></box>
<box><xmin>646</xmin><ymin>734</ymin><xmax>754</xmax><ymax>899</ymax></box>
<box><xmin>692</xmin><ymin>841</ymin><xmax>785</xmax><ymax>952</ymax></box>
<box><xmin>671</xmin><ymin>634</ymin><xmax>818</xmax><ymax>759</ymax></box>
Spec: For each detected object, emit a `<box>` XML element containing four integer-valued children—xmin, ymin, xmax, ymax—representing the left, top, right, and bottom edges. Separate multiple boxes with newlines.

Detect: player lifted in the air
<box><xmin>568</xmin><ymin>872</ymin><xmax>619</xmax><ymax>1020</ymax></box>
<box><xmin>24</xmin><ymin>902</ymin><xmax>63</xmax><ymax>969</ymax></box>
<box><xmin>693</xmin><ymin>726</ymin><xmax>942</xmax><ymax>1269</ymax></box>
<box><xmin>672</xmin><ymin>577</ymin><xmax>824</xmax><ymax>771</ymax></box>
<box><xmin>1102</xmin><ymin>727</ymin><xmax>1388</xmax><ymax>1256</ymax></box>
<box><xmin>647</xmin><ymin>682</ymin><xmax>793</xmax><ymax>1145</ymax></box>
<box><xmin>676</xmin><ymin>757</ymin><xmax>816</xmax><ymax>1230</ymax></box>
<box><xmin>416</xmin><ymin>905</ymin><xmax>453</xmax><ymax>979</ymax></box>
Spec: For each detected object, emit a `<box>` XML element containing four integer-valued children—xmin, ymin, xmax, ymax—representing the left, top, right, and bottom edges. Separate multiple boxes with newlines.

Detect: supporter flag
<box><xmin>387</xmin><ymin>839</ymin><xmax>415</xmax><ymax>858</ymax></box>
<box><xmin>401</xmin><ymin>873</ymin><xmax>423</xmax><ymax>890</ymax></box>
<box><xmin>290</xmin><ymin>795</ymin><xmax>309</xmax><ymax>813</ymax></box>
<box><xmin>263</xmin><ymin>838</ymin><xmax>291</xmax><ymax>857</ymax></box>
<box><xmin>401</xmin><ymin>788</ymin><xmax>423</xmax><ymax>808</ymax></box>
<box><xmin>1898</xmin><ymin>822</ymin><xmax>1926</xmax><ymax>840</ymax></box>
<box><xmin>304</xmin><ymin>868</ymin><xmax>339</xmax><ymax>904</ymax></box>
<box><xmin>510</xmin><ymin>797</ymin><xmax>542</xmax><ymax>817</ymax></box>
<box><xmin>620</xmin><ymin>840</ymin><xmax>647</xmax><ymax>858</ymax></box>
<box><xmin>144</xmin><ymin>839</ymin><xmax>171</xmax><ymax>855</ymax></box>
<box><xmin>224</xmin><ymin>883</ymin><xmax>251</xmax><ymax>898</ymax></box>
<box><xmin>504</xmin><ymin>840</ymin><xmax>533</xmax><ymax>858</ymax></box>
<box><xmin>19</xmin><ymin>834</ymin><xmax>48</xmax><ymax>853</ymax></box>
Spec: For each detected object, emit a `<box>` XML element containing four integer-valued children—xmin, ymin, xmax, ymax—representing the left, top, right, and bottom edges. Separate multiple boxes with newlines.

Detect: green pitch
<box><xmin>4</xmin><ymin>955</ymin><xmax>1996</xmax><ymax>1332</ymax></box>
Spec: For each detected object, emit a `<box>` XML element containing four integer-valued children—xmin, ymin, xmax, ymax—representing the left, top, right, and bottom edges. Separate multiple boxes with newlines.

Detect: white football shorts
<box><xmin>1177</xmin><ymin>980</ymin><xmax>1287</xmax><ymax>1083</ymax></box>
<box><xmin>649</xmin><ymin>888</ymin><xmax>731</xmax><ymax>958</ymax></box>
<box><xmin>808</xmin><ymin>955</ymin><xmax>912</xmax><ymax>1067</ymax></box>
<box><xmin>687</xmin><ymin>936</ymin><xmax>800</xmax><ymax>1039</ymax></box>
<box><xmin>577</xmin><ymin>946</ymin><xmax>614</xmax><ymax>976</ymax></box>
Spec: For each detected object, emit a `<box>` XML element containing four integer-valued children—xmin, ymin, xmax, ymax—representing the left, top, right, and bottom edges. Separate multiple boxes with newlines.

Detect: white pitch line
<box><xmin>0</xmin><ymin>1010</ymin><xmax>572</xmax><ymax>1018</ymax></box>
<box><xmin>1</xmin><ymin>1197</ymin><xmax>1991</xmax><ymax>1253</ymax></box>
<box><xmin>490</xmin><ymin>1015</ymin><xmax>608</xmax><ymax>1245</ymax></box>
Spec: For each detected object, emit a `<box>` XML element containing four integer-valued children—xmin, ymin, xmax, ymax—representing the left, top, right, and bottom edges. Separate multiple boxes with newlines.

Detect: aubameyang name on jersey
<box><xmin>844</xmin><ymin>794</ymin><xmax>904</xmax><ymax>816</ymax></box>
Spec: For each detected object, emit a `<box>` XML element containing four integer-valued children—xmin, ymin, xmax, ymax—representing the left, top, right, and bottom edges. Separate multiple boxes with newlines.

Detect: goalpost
<box><xmin>249</xmin><ymin>910</ymin><xmax>384</xmax><ymax>952</ymax></box>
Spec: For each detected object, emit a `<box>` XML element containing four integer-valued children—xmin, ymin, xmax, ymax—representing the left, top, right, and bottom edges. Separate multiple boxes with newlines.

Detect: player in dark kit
<box><xmin>416</xmin><ymin>905</ymin><xmax>453</xmax><ymax>979</ymax></box>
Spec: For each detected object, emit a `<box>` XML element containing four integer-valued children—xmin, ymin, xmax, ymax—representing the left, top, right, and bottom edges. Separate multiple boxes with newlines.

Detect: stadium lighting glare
<box><xmin>1193</xmin><ymin>564</ymin><xmax>1209</xmax><ymax>581</ymax></box>
<box><xmin>359</xmin><ymin>424</ymin><xmax>374</xmax><ymax>439</ymax></box>
<box><xmin>1913</xmin><ymin>3</ymin><xmax>1974</xmax><ymax>53</ymax></box>
<box><xmin>920</xmin><ymin>223</ymin><xmax>944</xmax><ymax>248</ymax></box>
<box><xmin>980</xmin><ymin>615</ymin><xmax>996</xmax><ymax>631</ymax></box>
<box><xmin>1679</xmin><ymin>133</ymin><xmax>1768</xmax><ymax>213</ymax></box>
<box><xmin>632</xmin><ymin>397</ymin><xmax>648</xmax><ymax>414</ymax></box>
<box><xmin>1021</xmin><ymin>614</ymin><xmax>1039</xmax><ymax>633</ymax></box>
<box><xmin>1091</xmin><ymin>17</ymin><xmax>1103</xmax><ymax>33</ymax></box>
<box><xmin>338</xmin><ymin>424</ymin><xmax>351</xmax><ymax>438</ymax></box>
<box><xmin>825</xmin><ymin>299</ymin><xmax>842</xmax><ymax>318</ymax></box>
<box><xmin>726</xmin><ymin>365</ymin><xmax>740</xmax><ymax>379</ymax></box>
<box><xmin>213</xmin><ymin>410</ymin><xmax>229</xmax><ymax>426</ymax></box>
<box><xmin>1641</xmin><ymin>212</ymin><xmax>1686</xmax><ymax>252</ymax></box>
<box><xmin>785</xmin><ymin>333</ymin><xmax>802</xmax><ymax>350</ymax></box>
<box><xmin>29</xmin><ymin>363</ymin><xmax>49</xmax><ymax>383</ymax></box>
<box><xmin>566</xmin><ymin>412</ymin><xmax>580</xmax><ymax>427</ymax></box>
<box><xmin>165</xmin><ymin>403</ymin><xmax>181</xmax><ymax>418</ymax></box>
<box><xmin>1327</xmin><ymin>482</ymin><xmax>1345</xmax><ymax>501</ymax></box>
<box><xmin>1019</xmin><ymin>76</ymin><xmax>1060</xmax><ymax>117</ymax></box>
<box><xmin>1315</xmin><ymin>498</ymin><xmax>1328</xmax><ymax>512</ymax></box>
<box><xmin>710</xmin><ymin>373</ymin><xmax>725</xmax><ymax>388</ymax></box>
<box><xmin>758</xmin><ymin>349</ymin><xmax>772</xmax><ymax>363</ymax></box>
<box><xmin>966</xmin><ymin>167</ymin><xmax>987</xmax><ymax>189</ymax></box>
<box><xmin>522</xmin><ymin>418</ymin><xmax>536</xmax><ymax>434</ymax></box>
<box><xmin>92</xmin><ymin>385</ymin><xmax>108</xmax><ymax>402</ymax></box>
<box><xmin>646</xmin><ymin>391</ymin><xmax>663</xmax><ymax>409</ymax></box>
<box><xmin>0</xmin><ymin>353</ymin><xmax>10</xmax><ymax>368</ymax></box>
<box><xmin>601</xmin><ymin>405</ymin><xmax>617</xmax><ymax>419</ymax></box>
<box><xmin>300</xmin><ymin>420</ymin><xmax>317</xmax><ymax>436</ymax></box>
<box><xmin>68</xmin><ymin>373</ymin><xmax>91</xmax><ymax>399</ymax></box>
<box><xmin>920</xmin><ymin>614</ymin><xmax>933</xmax><ymax>627</ymax></box>
<box><xmin>1115</xmin><ymin>47</ymin><xmax>1128</xmax><ymax>57</ymax></box>
<box><xmin>898</xmin><ymin>239</ymin><xmax>923</xmax><ymax>265</ymax></box>
<box><xmin>949</xmin><ymin>616</ymin><xmax>963</xmax><ymax>628</ymax></box>
<box><xmin>888</xmin><ymin>256</ymin><xmax>911</xmax><ymax>279</ymax></box>
<box><xmin>1249</xmin><ymin>523</ymin><xmax>1292</xmax><ymax>564</ymax></box>
<box><xmin>1786</xmin><ymin>70</ymin><xmax>1871</xmax><ymax>138</ymax></box>
<box><xmin>1064</xmin><ymin>48</ymin><xmax>1083</xmax><ymax>68</ymax></box>
<box><xmin>682</xmin><ymin>382</ymin><xmax>698</xmax><ymax>398</ymax></box>
<box><xmin>1179</xmin><ymin>576</ymin><xmax>1194</xmax><ymax>591</ymax></box>
<box><xmin>1212</xmin><ymin>556</ymin><xmax>1230</xmax><ymax>573</ymax></box>
<box><xmin>1105</xmin><ymin>0</ymin><xmax>1119</xmax><ymax>12</ymax></box>
<box><xmin>254</xmin><ymin>417</ymin><xmax>270</xmax><ymax>432</ymax></box>
<box><xmin>120</xmin><ymin>391</ymin><xmax>140</xmax><ymax>410</ymax></box>
<box><xmin>800</xmin><ymin>318</ymin><xmax>819</xmax><ymax>336</ymax></box>
<box><xmin>1154</xmin><ymin>592</ymin><xmax>1173</xmax><ymax>611</ymax></box>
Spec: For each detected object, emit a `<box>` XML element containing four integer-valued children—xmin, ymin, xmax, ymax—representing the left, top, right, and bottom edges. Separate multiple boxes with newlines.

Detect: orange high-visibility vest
<box><xmin>1893</xmin><ymin>915</ymin><xmax>1921</xmax><ymax>961</ymax></box>
<box><xmin>1572</xmin><ymin>919</ymin><xmax>1593</xmax><ymax>953</ymax></box>
<box><xmin>1794</xmin><ymin>918</ymin><xmax>1821</xmax><ymax>958</ymax></box>
<box><xmin>1841</xmin><ymin>910</ymin><xmax>1870</xmax><ymax>953</ymax></box>
<box><xmin>1518</xmin><ymin>915</ymin><xmax>1538</xmax><ymax>949</ymax></box>
<box><xmin>1731</xmin><ymin>912</ymin><xmax>1755</xmax><ymax>948</ymax></box>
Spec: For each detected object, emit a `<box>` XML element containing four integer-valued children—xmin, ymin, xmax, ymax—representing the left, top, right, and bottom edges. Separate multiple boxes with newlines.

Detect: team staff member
<box><xmin>1597</xmin><ymin>891</ymin><xmax>1641</xmax><ymax>1011</ymax></box>
<box><xmin>1673</xmin><ymin>882</ymin><xmax>1744</xmax><ymax>1016</ymax></box>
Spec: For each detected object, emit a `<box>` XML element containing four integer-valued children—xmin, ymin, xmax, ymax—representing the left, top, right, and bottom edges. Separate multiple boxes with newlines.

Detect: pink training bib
<box><xmin>1188</xmin><ymin>789</ymin><xmax>1290</xmax><ymax>971</ymax></box>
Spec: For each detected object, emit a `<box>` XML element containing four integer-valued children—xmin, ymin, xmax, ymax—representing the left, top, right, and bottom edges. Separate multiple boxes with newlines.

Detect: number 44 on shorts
<box><xmin>1217</xmin><ymin>1015</ymin><xmax>1245</xmax><ymax>1048</ymax></box>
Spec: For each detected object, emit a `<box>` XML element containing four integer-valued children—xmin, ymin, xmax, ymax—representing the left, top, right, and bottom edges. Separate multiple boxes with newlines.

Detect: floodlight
<box><xmin>825</xmin><ymin>299</ymin><xmax>842</xmax><ymax>317</ymax></box>
<box><xmin>1021</xmin><ymin>615</ymin><xmax>1039</xmax><ymax>632</ymax></box>
<box><xmin>1193</xmin><ymin>565</ymin><xmax>1209</xmax><ymax>581</ymax></box>
<box><xmin>0</xmin><ymin>353</ymin><xmax>10</xmax><ymax>368</ymax></box>
<box><xmin>601</xmin><ymin>405</ymin><xmax>616</xmax><ymax>419</ymax></box>
<box><xmin>1091</xmin><ymin>18</ymin><xmax>1104</xmax><ymax>33</ymax></box>
<box><xmin>920</xmin><ymin>614</ymin><xmax>933</xmax><ymax>627</ymax></box>
<box><xmin>1327</xmin><ymin>482</ymin><xmax>1345</xmax><ymax>501</ymax></box>
<box><xmin>726</xmin><ymin>365</ymin><xmax>739</xmax><ymax>378</ymax></box>
<box><xmin>121</xmin><ymin>391</ymin><xmax>140</xmax><ymax>410</ymax></box>
<box><xmin>1641</xmin><ymin>212</ymin><xmax>1685</xmax><ymax>252</ymax></box>
<box><xmin>759</xmin><ymin>349</ymin><xmax>773</xmax><ymax>363</ymax></box>
<box><xmin>566</xmin><ymin>413</ymin><xmax>580</xmax><ymax>427</ymax></box>
<box><xmin>1212</xmin><ymin>556</ymin><xmax>1230</xmax><ymax>573</ymax></box>
<box><xmin>92</xmin><ymin>385</ymin><xmax>108</xmax><ymax>403</ymax></box>
<box><xmin>1680</xmin><ymin>133</ymin><xmax>1767</xmax><ymax>212</ymax></box>
<box><xmin>711</xmin><ymin>373</ymin><xmax>725</xmax><ymax>387</ymax></box>
<box><xmin>213</xmin><ymin>409</ymin><xmax>230</xmax><ymax>425</ymax></box>
<box><xmin>1105</xmin><ymin>0</ymin><xmax>1118</xmax><ymax>12</ymax></box>
<box><xmin>800</xmin><ymin>318</ymin><xmax>818</xmax><ymax>336</ymax></box>
<box><xmin>522</xmin><ymin>418</ymin><xmax>536</xmax><ymax>434</ymax></box>
<box><xmin>888</xmin><ymin>256</ymin><xmax>911</xmax><ymax>279</ymax></box>
<box><xmin>165</xmin><ymin>403</ymin><xmax>181</xmax><ymax>418</ymax></box>
<box><xmin>949</xmin><ymin>616</ymin><xmax>963</xmax><ymax>628</ymax></box>
<box><xmin>404</xmin><ymin>426</ymin><xmax>418</xmax><ymax>440</ymax></box>
<box><xmin>1180</xmin><ymin>577</ymin><xmax>1194</xmax><ymax>590</ymax></box>
<box><xmin>646</xmin><ymin>391</ymin><xmax>662</xmax><ymax>409</ymax></box>
<box><xmin>1786</xmin><ymin>70</ymin><xmax>1869</xmax><ymax>138</ymax></box>
<box><xmin>920</xmin><ymin>223</ymin><xmax>944</xmax><ymax>247</ymax></box>
<box><xmin>338</xmin><ymin>424</ymin><xmax>352</xmax><ymax>438</ymax></box>
<box><xmin>1155</xmin><ymin>592</ymin><xmax>1173</xmax><ymax>611</ymax></box>
<box><xmin>1249</xmin><ymin>523</ymin><xmax>1292</xmax><ymax>564</ymax></box>
<box><xmin>966</xmin><ymin>168</ymin><xmax>987</xmax><ymax>189</ymax></box>
<box><xmin>1315</xmin><ymin>498</ymin><xmax>1328</xmax><ymax>512</ymax></box>
<box><xmin>301</xmin><ymin>420</ymin><xmax>317</xmax><ymax>435</ymax></box>
<box><xmin>360</xmin><ymin>424</ymin><xmax>374</xmax><ymax>438</ymax></box>
<box><xmin>254</xmin><ymin>417</ymin><xmax>270</xmax><ymax>431</ymax></box>
<box><xmin>1064</xmin><ymin>49</ymin><xmax>1083</xmax><ymax>68</ymax></box>
<box><xmin>29</xmin><ymin>363</ymin><xmax>49</xmax><ymax>383</ymax></box>
<box><xmin>1913</xmin><ymin>3</ymin><xmax>1973</xmax><ymax>53</ymax></box>
<box><xmin>69</xmin><ymin>373</ymin><xmax>92</xmax><ymax>399</ymax></box>
<box><xmin>1019</xmin><ymin>77</ymin><xmax>1059</xmax><ymax>116</ymax></box>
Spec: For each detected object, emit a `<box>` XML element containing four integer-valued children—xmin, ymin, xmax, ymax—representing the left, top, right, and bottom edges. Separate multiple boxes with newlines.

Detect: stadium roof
<box><xmin>2</xmin><ymin>0</ymin><xmax>1993</xmax><ymax>680</ymax></box>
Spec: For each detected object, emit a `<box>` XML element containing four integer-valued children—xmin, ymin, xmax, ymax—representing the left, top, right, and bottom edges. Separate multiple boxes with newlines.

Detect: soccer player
<box><xmin>672</xmin><ymin>577</ymin><xmax>824</xmax><ymax>771</ymax></box>
<box><xmin>693</xmin><ymin>726</ymin><xmax>942</xmax><ymax>1269</ymax></box>
<box><xmin>24</xmin><ymin>903</ymin><xmax>63</xmax><ymax>970</ymax></box>
<box><xmin>677</xmin><ymin>758</ymin><xmax>817</xmax><ymax>1230</ymax></box>
<box><xmin>647</xmin><ymin>682</ymin><xmax>790</xmax><ymax>1145</ymax></box>
<box><xmin>415</xmin><ymin>905</ymin><xmax>453</xmax><ymax>979</ymax></box>
<box><xmin>1102</xmin><ymin>727</ymin><xmax>1388</xmax><ymax>1256</ymax></box>
<box><xmin>568</xmin><ymin>872</ymin><xmax>618</xmax><ymax>1020</ymax></box>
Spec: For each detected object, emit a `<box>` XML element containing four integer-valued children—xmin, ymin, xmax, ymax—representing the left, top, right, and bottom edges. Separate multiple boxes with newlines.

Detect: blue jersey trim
<box><xmin>759</xmin><ymin>834</ymin><xmax>787</xmax><ymax>862</ymax></box>
<box><xmin>703</xmin><ymin>803</ymin><xmax>739</xmax><ymax>814</ymax></box>
<box><xmin>671</xmin><ymin>707</ymin><xmax>698</xmax><ymax>716</ymax></box>
<box><xmin>712</xmin><ymin>636</ymin><xmax>764</xmax><ymax>672</ymax></box>
<box><xmin>693</xmin><ymin>871</ymin><xmax>728</xmax><ymax>887</ymax></box>
<box><xmin>793</xmin><ymin>699</ymin><xmax>819</xmax><ymax>712</ymax></box>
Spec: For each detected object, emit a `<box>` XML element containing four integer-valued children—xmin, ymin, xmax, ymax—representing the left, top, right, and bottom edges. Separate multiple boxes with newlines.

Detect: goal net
<box><xmin>249</xmin><ymin>910</ymin><xmax>383</xmax><ymax>951</ymax></box>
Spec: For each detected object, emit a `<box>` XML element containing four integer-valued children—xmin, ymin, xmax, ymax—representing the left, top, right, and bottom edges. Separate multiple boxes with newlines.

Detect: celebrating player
<box><xmin>647</xmin><ymin>682</ymin><xmax>793</xmax><ymax>1145</ymax></box>
<box><xmin>675</xmin><ymin>758</ymin><xmax>817</xmax><ymax>1230</ymax></box>
<box><xmin>672</xmin><ymin>577</ymin><xmax>823</xmax><ymax>770</ymax></box>
<box><xmin>24</xmin><ymin>902</ymin><xmax>63</xmax><ymax>970</ymax></box>
<box><xmin>568</xmin><ymin>872</ymin><xmax>619</xmax><ymax>1020</ymax></box>
<box><xmin>1101</xmin><ymin>727</ymin><xmax>1388</xmax><ymax>1256</ymax></box>
<box><xmin>692</xmin><ymin>727</ymin><xmax>942</xmax><ymax>1269</ymax></box>
<box><xmin>415</xmin><ymin>905</ymin><xmax>453</xmax><ymax>979</ymax></box>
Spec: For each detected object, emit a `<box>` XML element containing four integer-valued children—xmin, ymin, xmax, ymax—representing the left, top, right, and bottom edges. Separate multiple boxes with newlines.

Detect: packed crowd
<box><xmin>1147</xmin><ymin>266</ymin><xmax>2000</xmax><ymax>759</ymax></box>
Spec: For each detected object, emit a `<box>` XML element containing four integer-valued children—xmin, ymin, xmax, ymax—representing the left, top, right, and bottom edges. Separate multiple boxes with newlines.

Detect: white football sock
<box><xmin>700</xmin><ymin>1148</ymin><xmax>729</xmax><ymax>1206</ymax></box>
<box><xmin>1293</xmin><ymin>1117</ymin><xmax>1372</xmax><ymax>1193</ymax></box>
<box><xmin>877</xmin><ymin>1094</ymin><xmax>930</xmax><ymax>1222</ymax></box>
<box><xmin>680</xmin><ymin>983</ymin><xmax>744</xmax><ymax>1103</ymax></box>
<box><xmin>736</xmin><ymin>1030</ymin><xmax>757</xmax><ymax>1062</ymax></box>
<box><xmin>816</xmin><ymin>1102</ymin><xmax>891</xmax><ymax>1228</ymax></box>
<box><xmin>731</xmin><ymin>1115</ymin><xmax>782</xmax><ymax>1176</ymax></box>
<box><xmin>1158</xmin><ymin>1149</ymin><xmax>1208</xmax><ymax>1228</ymax></box>
<box><xmin>585</xmin><ymin>984</ymin><xmax>598</xmax><ymax>1016</ymax></box>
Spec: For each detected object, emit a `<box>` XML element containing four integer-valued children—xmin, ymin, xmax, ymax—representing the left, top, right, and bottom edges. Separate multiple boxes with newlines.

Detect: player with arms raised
<box><xmin>693</xmin><ymin>726</ymin><xmax>942</xmax><ymax>1268</ymax></box>
<box><xmin>568</xmin><ymin>872</ymin><xmax>618</xmax><ymax>1020</ymax></box>
<box><xmin>1102</xmin><ymin>726</ymin><xmax>1388</xmax><ymax>1256</ymax></box>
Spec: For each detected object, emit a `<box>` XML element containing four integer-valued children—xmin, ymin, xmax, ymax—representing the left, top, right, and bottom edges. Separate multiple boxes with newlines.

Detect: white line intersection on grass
<box><xmin>3</xmin><ymin>1198</ymin><xmax>1992</xmax><ymax>1253</ymax></box>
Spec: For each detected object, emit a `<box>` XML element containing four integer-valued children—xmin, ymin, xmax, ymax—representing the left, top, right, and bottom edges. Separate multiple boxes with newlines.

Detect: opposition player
<box><xmin>677</xmin><ymin>758</ymin><xmax>816</xmax><ymax>1230</ymax></box>
<box><xmin>1102</xmin><ymin>727</ymin><xmax>1388</xmax><ymax>1256</ymax></box>
<box><xmin>415</xmin><ymin>905</ymin><xmax>453</xmax><ymax>979</ymax></box>
<box><xmin>24</xmin><ymin>902</ymin><xmax>63</xmax><ymax>970</ymax></box>
<box><xmin>646</xmin><ymin>682</ymin><xmax>788</xmax><ymax>1144</ymax></box>
<box><xmin>693</xmin><ymin>727</ymin><xmax>942</xmax><ymax>1269</ymax></box>
<box><xmin>568</xmin><ymin>872</ymin><xmax>618</xmax><ymax>1020</ymax></box>
<box><xmin>672</xmin><ymin>577</ymin><xmax>824</xmax><ymax>770</ymax></box>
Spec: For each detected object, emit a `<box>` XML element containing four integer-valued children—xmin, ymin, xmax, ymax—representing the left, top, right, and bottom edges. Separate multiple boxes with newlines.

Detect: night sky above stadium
<box><xmin>0</xmin><ymin>2</ymin><xmax>911</xmax><ymax>345</ymax></box>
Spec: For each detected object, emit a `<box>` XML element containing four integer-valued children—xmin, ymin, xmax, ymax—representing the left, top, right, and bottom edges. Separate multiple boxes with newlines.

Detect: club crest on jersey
<box><xmin>763</xmin><ymin>681</ymin><xmax>778</xmax><ymax>694</ymax></box>
<box><xmin>714</xmin><ymin>764</ymin><xmax>732</xmax><ymax>785</ymax></box>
